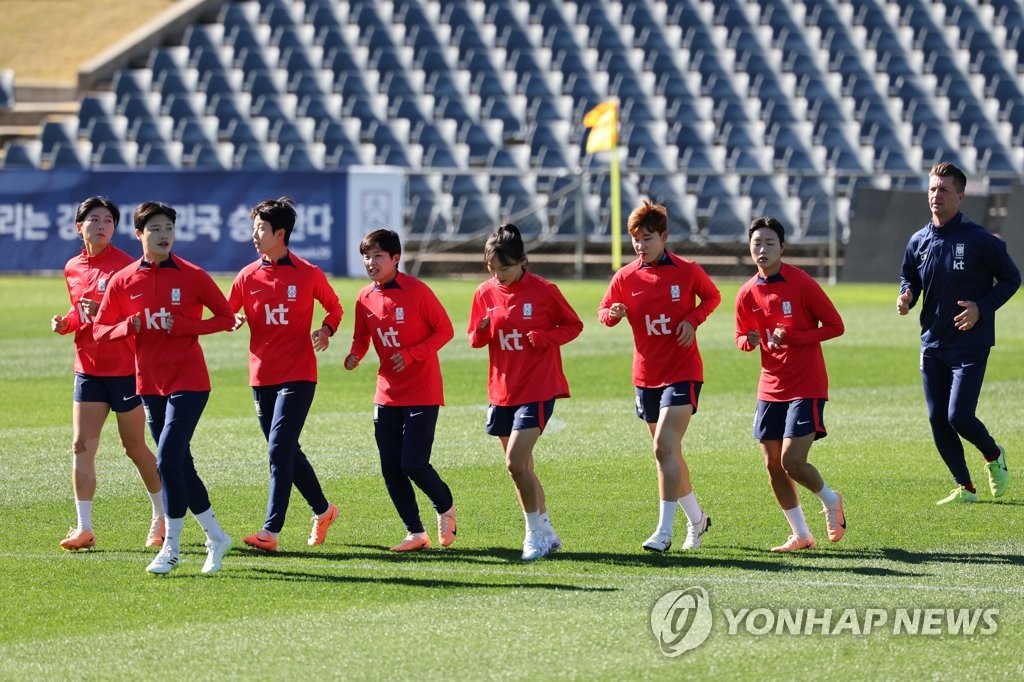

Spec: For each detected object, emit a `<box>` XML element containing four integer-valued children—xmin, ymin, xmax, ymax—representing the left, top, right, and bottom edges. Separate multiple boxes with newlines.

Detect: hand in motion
<box><xmin>768</xmin><ymin>325</ymin><xmax>787</xmax><ymax>350</ymax></box>
<box><xmin>311</xmin><ymin>325</ymin><xmax>331</xmax><ymax>351</ymax></box>
<box><xmin>607</xmin><ymin>302</ymin><xmax>627</xmax><ymax>320</ymax></box>
<box><xmin>231</xmin><ymin>313</ymin><xmax>247</xmax><ymax>331</ymax></box>
<box><xmin>79</xmin><ymin>297</ymin><xmax>99</xmax><ymax>317</ymax></box>
<box><xmin>675</xmin><ymin>320</ymin><xmax>695</xmax><ymax>347</ymax></box>
<box><xmin>390</xmin><ymin>352</ymin><xmax>406</xmax><ymax>372</ymax></box>
<box><xmin>954</xmin><ymin>300</ymin><xmax>979</xmax><ymax>331</ymax></box>
<box><xmin>896</xmin><ymin>289</ymin><xmax>913</xmax><ymax>315</ymax></box>
<box><xmin>51</xmin><ymin>315</ymin><xmax>69</xmax><ymax>334</ymax></box>
<box><xmin>344</xmin><ymin>354</ymin><xmax>360</xmax><ymax>370</ymax></box>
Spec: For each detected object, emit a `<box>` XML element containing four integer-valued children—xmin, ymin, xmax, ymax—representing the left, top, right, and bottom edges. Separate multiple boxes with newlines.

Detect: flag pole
<box><xmin>610</xmin><ymin>141</ymin><xmax>622</xmax><ymax>270</ymax></box>
<box><xmin>582</xmin><ymin>99</ymin><xmax>621</xmax><ymax>270</ymax></box>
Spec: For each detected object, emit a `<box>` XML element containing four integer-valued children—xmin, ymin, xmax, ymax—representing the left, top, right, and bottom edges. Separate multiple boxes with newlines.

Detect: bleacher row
<box><xmin>2</xmin><ymin>0</ymin><xmax>1024</xmax><ymax>241</ymax></box>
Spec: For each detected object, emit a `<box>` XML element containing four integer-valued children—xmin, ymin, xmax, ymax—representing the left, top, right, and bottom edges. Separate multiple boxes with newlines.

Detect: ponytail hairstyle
<box><xmin>484</xmin><ymin>223</ymin><xmax>527</xmax><ymax>268</ymax></box>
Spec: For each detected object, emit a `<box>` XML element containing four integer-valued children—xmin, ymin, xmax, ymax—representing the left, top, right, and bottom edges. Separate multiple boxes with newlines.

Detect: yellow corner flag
<box><xmin>583</xmin><ymin>100</ymin><xmax>618</xmax><ymax>153</ymax></box>
<box><xmin>583</xmin><ymin>100</ymin><xmax>622</xmax><ymax>269</ymax></box>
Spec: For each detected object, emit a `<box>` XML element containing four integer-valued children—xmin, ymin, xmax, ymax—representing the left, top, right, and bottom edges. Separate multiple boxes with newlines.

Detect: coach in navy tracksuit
<box><xmin>898</xmin><ymin>162</ymin><xmax>1020</xmax><ymax>505</ymax></box>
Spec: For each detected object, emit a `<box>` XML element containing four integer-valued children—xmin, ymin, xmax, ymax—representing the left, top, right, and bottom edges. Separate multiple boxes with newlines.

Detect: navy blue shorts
<box><xmin>485</xmin><ymin>399</ymin><xmax>555</xmax><ymax>437</ymax></box>
<box><xmin>73</xmin><ymin>373</ymin><xmax>141</xmax><ymax>412</ymax></box>
<box><xmin>635</xmin><ymin>381</ymin><xmax>702</xmax><ymax>423</ymax></box>
<box><xmin>753</xmin><ymin>398</ymin><xmax>827</xmax><ymax>441</ymax></box>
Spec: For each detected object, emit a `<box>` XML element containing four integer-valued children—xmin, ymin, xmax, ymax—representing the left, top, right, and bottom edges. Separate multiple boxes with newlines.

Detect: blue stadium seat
<box><xmin>93</xmin><ymin>142</ymin><xmax>132</xmax><ymax>168</ymax></box>
<box><xmin>2</xmin><ymin>140</ymin><xmax>41</xmax><ymax>168</ymax></box>
<box><xmin>234</xmin><ymin>143</ymin><xmax>271</xmax><ymax>169</ymax></box>
<box><xmin>138</xmin><ymin>142</ymin><xmax>177</xmax><ymax>168</ymax></box>
<box><xmin>280</xmin><ymin>143</ymin><xmax>318</xmax><ymax>170</ymax></box>
<box><xmin>49</xmin><ymin>143</ymin><xmax>86</xmax><ymax>169</ymax></box>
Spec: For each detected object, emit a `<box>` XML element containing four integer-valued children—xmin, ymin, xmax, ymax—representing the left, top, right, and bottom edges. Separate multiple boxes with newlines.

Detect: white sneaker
<box><xmin>522</xmin><ymin>530</ymin><xmax>551</xmax><ymax>561</ymax></box>
<box><xmin>682</xmin><ymin>514</ymin><xmax>712</xmax><ymax>550</ymax></box>
<box><xmin>202</xmin><ymin>534</ymin><xmax>232</xmax><ymax>574</ymax></box>
<box><xmin>642</xmin><ymin>530</ymin><xmax>673</xmax><ymax>552</ymax></box>
<box><xmin>146</xmin><ymin>545</ymin><xmax>180</xmax><ymax>574</ymax></box>
<box><xmin>546</xmin><ymin>528</ymin><xmax>562</xmax><ymax>554</ymax></box>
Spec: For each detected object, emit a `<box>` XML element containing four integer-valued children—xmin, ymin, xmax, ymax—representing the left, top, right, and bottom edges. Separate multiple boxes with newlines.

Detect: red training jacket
<box><xmin>734</xmin><ymin>262</ymin><xmax>845</xmax><ymax>401</ymax></box>
<box><xmin>598</xmin><ymin>251</ymin><xmax>721</xmax><ymax>386</ymax></box>
<box><xmin>93</xmin><ymin>254</ymin><xmax>234</xmax><ymax>395</ymax></box>
<box><xmin>228</xmin><ymin>252</ymin><xmax>342</xmax><ymax>386</ymax></box>
<box><xmin>468</xmin><ymin>270</ymin><xmax>583</xmax><ymax>405</ymax></box>
<box><xmin>59</xmin><ymin>245</ymin><xmax>136</xmax><ymax>376</ymax></box>
<box><xmin>349</xmin><ymin>272</ymin><xmax>453</xmax><ymax>406</ymax></box>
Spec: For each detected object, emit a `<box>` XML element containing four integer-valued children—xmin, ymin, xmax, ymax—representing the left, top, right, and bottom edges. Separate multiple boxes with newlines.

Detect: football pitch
<box><xmin>1</xmin><ymin>273</ymin><xmax>1022</xmax><ymax>680</ymax></box>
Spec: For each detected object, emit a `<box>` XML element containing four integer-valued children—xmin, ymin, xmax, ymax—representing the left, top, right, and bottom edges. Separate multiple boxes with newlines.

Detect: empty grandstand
<box><xmin>2</xmin><ymin>0</ymin><xmax>1023</xmax><ymax>268</ymax></box>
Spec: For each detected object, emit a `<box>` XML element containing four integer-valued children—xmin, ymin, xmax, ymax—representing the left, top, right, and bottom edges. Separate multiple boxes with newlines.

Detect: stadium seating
<box><xmin>4</xmin><ymin>0</ymin><xmax>1024</xmax><ymax>242</ymax></box>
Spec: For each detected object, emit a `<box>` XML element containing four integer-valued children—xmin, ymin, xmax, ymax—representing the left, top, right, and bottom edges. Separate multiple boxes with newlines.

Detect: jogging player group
<box><xmin>51</xmin><ymin>162</ymin><xmax>1020</xmax><ymax>573</ymax></box>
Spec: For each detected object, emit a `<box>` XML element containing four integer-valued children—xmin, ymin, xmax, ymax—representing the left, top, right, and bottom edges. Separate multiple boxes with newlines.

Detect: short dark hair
<box><xmin>627</xmin><ymin>201</ymin><xmax>667</xmax><ymax>238</ymax></box>
<box><xmin>250</xmin><ymin>197</ymin><xmax>297</xmax><ymax>245</ymax></box>
<box><xmin>484</xmin><ymin>223</ymin><xmax>527</xmax><ymax>267</ymax></box>
<box><xmin>748</xmin><ymin>216</ymin><xmax>786</xmax><ymax>244</ymax></box>
<box><xmin>930</xmin><ymin>162</ymin><xmax>967</xmax><ymax>194</ymax></box>
<box><xmin>75</xmin><ymin>196</ymin><xmax>120</xmax><ymax>226</ymax></box>
<box><xmin>134</xmin><ymin>201</ymin><xmax>176</xmax><ymax>231</ymax></box>
<box><xmin>359</xmin><ymin>228</ymin><xmax>402</xmax><ymax>257</ymax></box>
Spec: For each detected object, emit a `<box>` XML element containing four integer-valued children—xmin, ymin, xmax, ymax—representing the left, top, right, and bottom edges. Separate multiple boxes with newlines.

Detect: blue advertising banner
<box><xmin>0</xmin><ymin>169</ymin><xmax>405</xmax><ymax>275</ymax></box>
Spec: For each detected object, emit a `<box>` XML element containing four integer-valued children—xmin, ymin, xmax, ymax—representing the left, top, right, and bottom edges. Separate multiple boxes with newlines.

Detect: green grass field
<box><xmin>1</xmin><ymin>273</ymin><xmax>1022</xmax><ymax>680</ymax></box>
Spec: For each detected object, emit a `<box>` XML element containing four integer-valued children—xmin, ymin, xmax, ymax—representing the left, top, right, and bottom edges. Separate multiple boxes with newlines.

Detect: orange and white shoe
<box><xmin>391</xmin><ymin>532</ymin><xmax>431</xmax><ymax>552</ymax></box>
<box><xmin>822</xmin><ymin>493</ymin><xmax>846</xmax><ymax>543</ymax></box>
<box><xmin>243</xmin><ymin>530</ymin><xmax>279</xmax><ymax>552</ymax></box>
<box><xmin>437</xmin><ymin>506</ymin><xmax>457</xmax><ymax>547</ymax></box>
<box><xmin>60</xmin><ymin>528</ymin><xmax>96</xmax><ymax>551</ymax></box>
<box><xmin>146</xmin><ymin>516</ymin><xmax>165</xmax><ymax>548</ymax></box>
<box><xmin>770</xmin><ymin>534</ymin><xmax>816</xmax><ymax>553</ymax></box>
<box><xmin>308</xmin><ymin>503</ymin><xmax>339</xmax><ymax>546</ymax></box>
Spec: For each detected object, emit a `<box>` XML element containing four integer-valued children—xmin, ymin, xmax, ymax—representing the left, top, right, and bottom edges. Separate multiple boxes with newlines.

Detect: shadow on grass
<box><xmin>826</xmin><ymin>547</ymin><xmax>1024</xmax><ymax>566</ymax></box>
<box><xmin>551</xmin><ymin>549</ymin><xmax>926</xmax><ymax>578</ymax></box>
<box><xmin>233</xmin><ymin>543</ymin><xmax>925</xmax><ymax>578</ymax></box>
<box><xmin>232</xmin><ymin>566</ymin><xmax>618</xmax><ymax>591</ymax></box>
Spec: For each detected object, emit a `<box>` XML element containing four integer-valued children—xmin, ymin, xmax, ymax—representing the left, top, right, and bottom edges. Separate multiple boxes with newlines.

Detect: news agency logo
<box><xmin>651</xmin><ymin>587</ymin><xmax>999</xmax><ymax>658</ymax></box>
<box><xmin>649</xmin><ymin>587</ymin><xmax>713</xmax><ymax>657</ymax></box>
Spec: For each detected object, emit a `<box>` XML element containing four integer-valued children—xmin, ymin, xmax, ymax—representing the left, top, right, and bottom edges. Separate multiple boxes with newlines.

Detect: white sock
<box><xmin>165</xmin><ymin>516</ymin><xmax>185</xmax><ymax>553</ymax></box>
<box><xmin>677</xmin><ymin>492</ymin><xmax>703</xmax><ymax>525</ymax></box>
<box><xmin>76</xmin><ymin>500</ymin><xmax>93</xmax><ymax>531</ymax></box>
<box><xmin>656</xmin><ymin>499</ymin><xmax>677</xmax><ymax>535</ymax></box>
<box><xmin>524</xmin><ymin>510</ymin><xmax>542</xmax><ymax>533</ymax></box>
<box><xmin>783</xmin><ymin>505</ymin><xmax>811</xmax><ymax>538</ymax></box>
<box><xmin>816</xmin><ymin>482</ymin><xmax>839</xmax><ymax>508</ymax></box>
<box><xmin>193</xmin><ymin>508</ymin><xmax>226</xmax><ymax>542</ymax></box>
<box><xmin>539</xmin><ymin>511</ymin><xmax>553</xmax><ymax>530</ymax></box>
<box><xmin>149</xmin><ymin>492</ymin><xmax>165</xmax><ymax>518</ymax></box>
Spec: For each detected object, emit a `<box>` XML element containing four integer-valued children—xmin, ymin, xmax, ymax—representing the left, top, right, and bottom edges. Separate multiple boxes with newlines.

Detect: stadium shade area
<box><xmin>2</xmin><ymin>0</ymin><xmax>1024</xmax><ymax>243</ymax></box>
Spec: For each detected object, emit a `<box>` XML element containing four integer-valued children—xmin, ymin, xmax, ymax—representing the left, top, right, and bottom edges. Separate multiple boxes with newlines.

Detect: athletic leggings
<box><xmin>253</xmin><ymin>381</ymin><xmax>329</xmax><ymax>533</ymax></box>
<box><xmin>373</xmin><ymin>405</ymin><xmax>453</xmax><ymax>534</ymax></box>
<box><xmin>142</xmin><ymin>391</ymin><xmax>212</xmax><ymax>519</ymax></box>
<box><xmin>921</xmin><ymin>346</ymin><xmax>999</xmax><ymax>485</ymax></box>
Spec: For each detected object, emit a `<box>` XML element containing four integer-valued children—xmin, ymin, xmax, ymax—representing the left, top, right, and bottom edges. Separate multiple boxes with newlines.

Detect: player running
<box><xmin>229</xmin><ymin>198</ymin><xmax>342</xmax><ymax>552</ymax></box>
<box><xmin>598</xmin><ymin>201</ymin><xmax>721</xmax><ymax>552</ymax></box>
<box><xmin>468</xmin><ymin>223</ymin><xmax>583</xmax><ymax>560</ymax></box>
<box><xmin>93</xmin><ymin>201</ymin><xmax>234</xmax><ymax>574</ymax></box>
<box><xmin>51</xmin><ymin>196</ymin><xmax>164</xmax><ymax>551</ymax></box>
<box><xmin>735</xmin><ymin>217</ymin><xmax>846</xmax><ymax>552</ymax></box>
<box><xmin>344</xmin><ymin>229</ymin><xmax>457</xmax><ymax>552</ymax></box>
